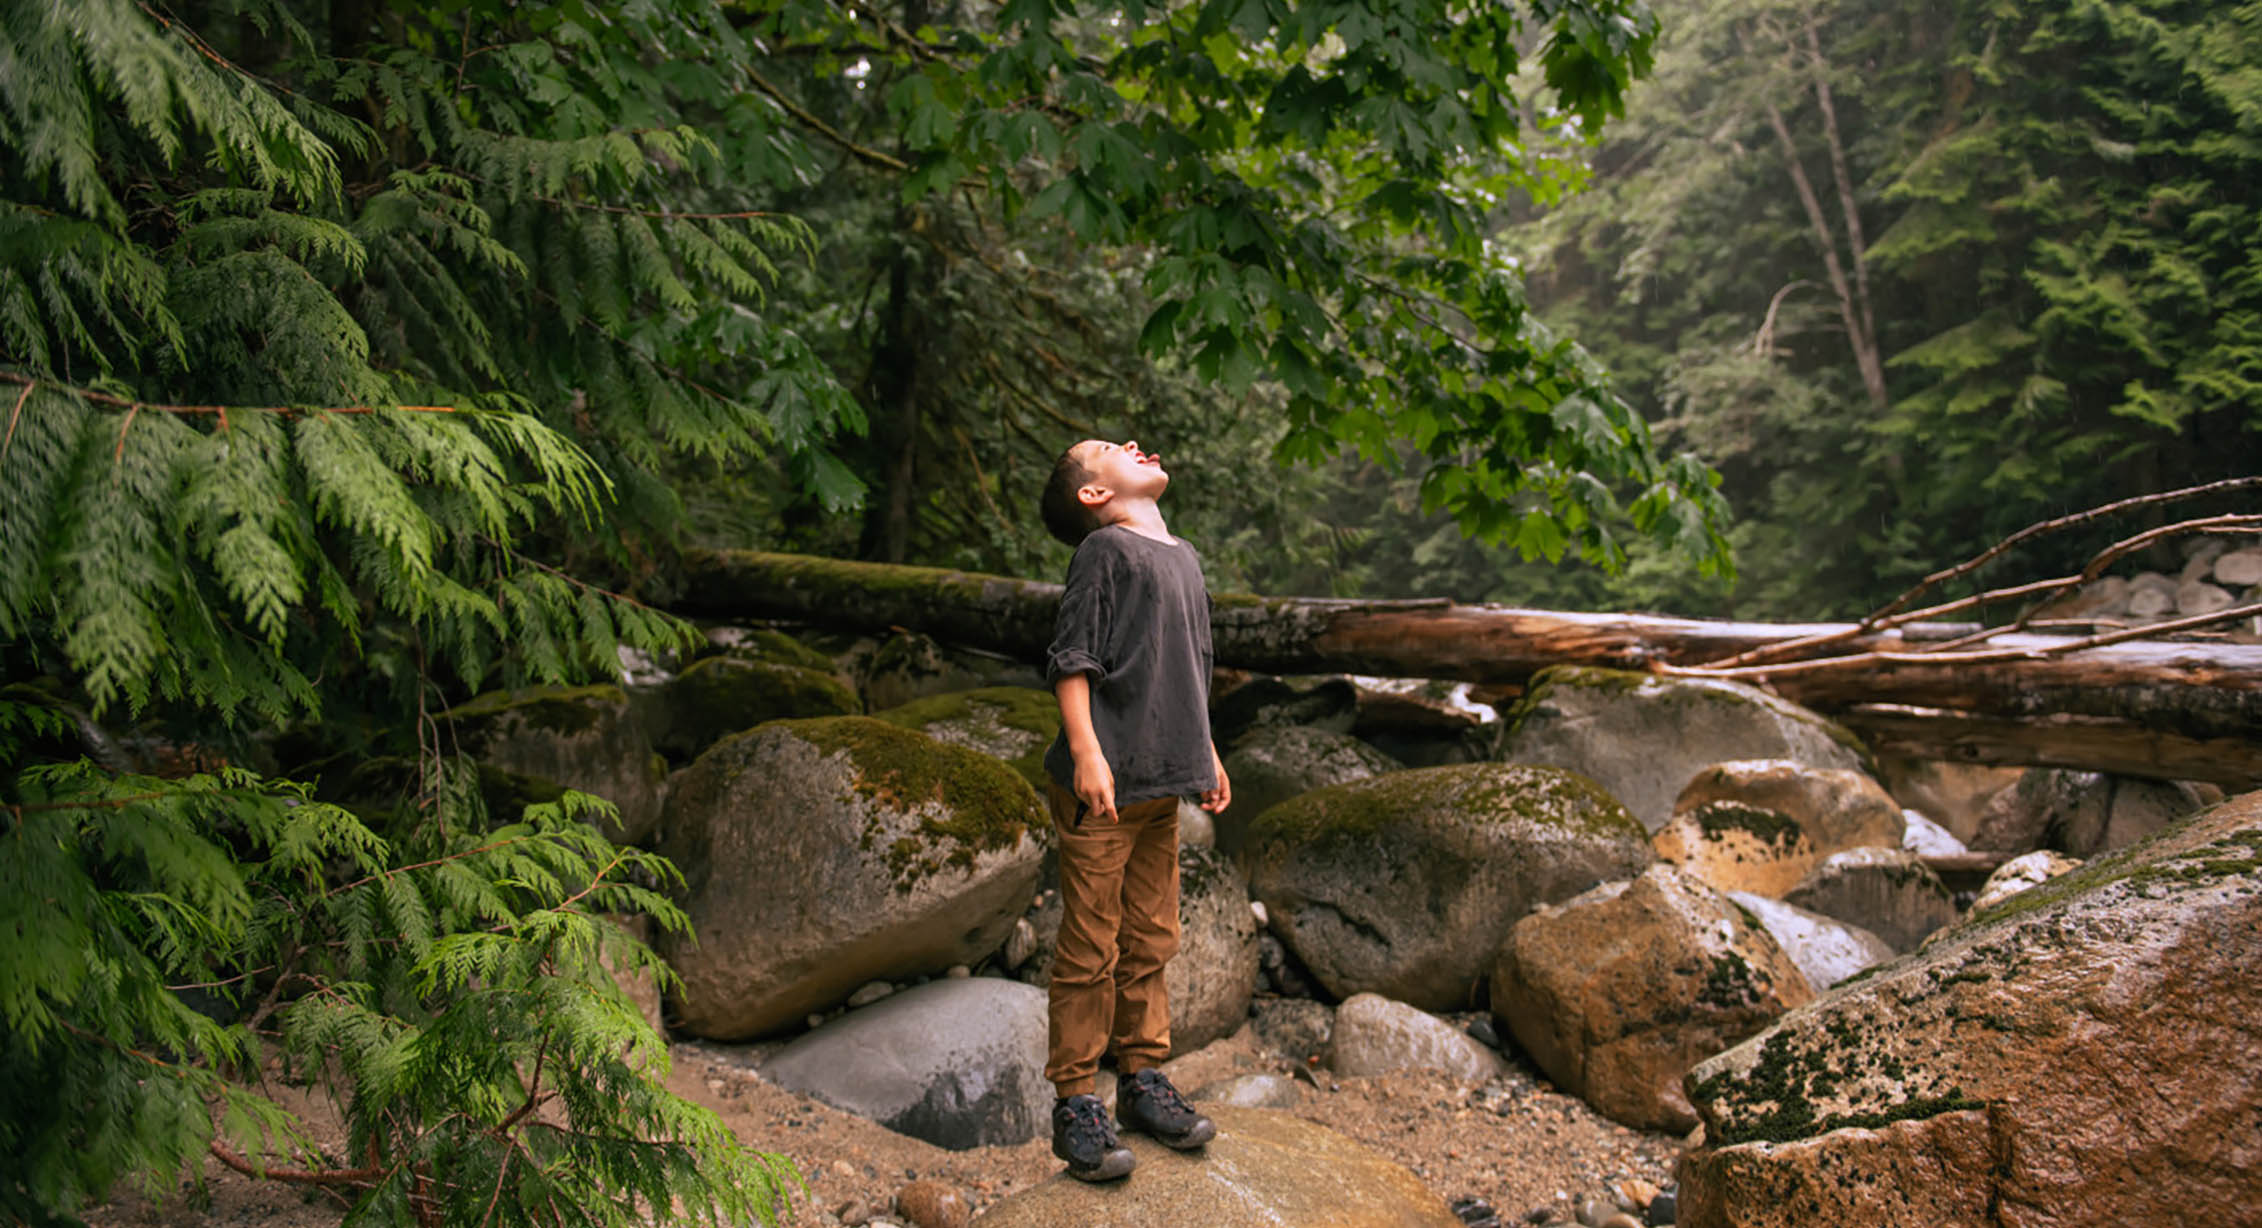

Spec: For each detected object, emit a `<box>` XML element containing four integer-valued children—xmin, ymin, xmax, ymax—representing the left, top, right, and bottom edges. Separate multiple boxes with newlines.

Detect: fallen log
<box><xmin>674</xmin><ymin>550</ymin><xmax>2262</xmax><ymax>788</ymax></box>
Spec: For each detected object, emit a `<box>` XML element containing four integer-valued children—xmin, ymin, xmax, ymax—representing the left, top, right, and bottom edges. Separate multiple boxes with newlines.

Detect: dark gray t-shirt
<box><xmin>1042</xmin><ymin>525</ymin><xmax>1216</xmax><ymax>804</ymax></box>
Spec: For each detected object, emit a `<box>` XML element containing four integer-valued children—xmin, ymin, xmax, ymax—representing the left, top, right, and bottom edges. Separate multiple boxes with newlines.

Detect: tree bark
<box><xmin>674</xmin><ymin>549</ymin><xmax>2262</xmax><ymax>786</ymax></box>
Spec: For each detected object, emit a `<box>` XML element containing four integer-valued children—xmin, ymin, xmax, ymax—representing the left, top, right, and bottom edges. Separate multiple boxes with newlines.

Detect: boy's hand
<box><xmin>1200</xmin><ymin>745</ymin><xmax>1232</xmax><ymax>814</ymax></box>
<box><xmin>1072</xmin><ymin>750</ymin><xmax>1117</xmax><ymax>825</ymax></box>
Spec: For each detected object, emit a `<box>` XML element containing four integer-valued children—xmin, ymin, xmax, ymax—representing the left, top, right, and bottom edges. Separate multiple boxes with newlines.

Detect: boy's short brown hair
<box><xmin>1041</xmin><ymin>445</ymin><xmax>1103</xmax><ymax>546</ymax></box>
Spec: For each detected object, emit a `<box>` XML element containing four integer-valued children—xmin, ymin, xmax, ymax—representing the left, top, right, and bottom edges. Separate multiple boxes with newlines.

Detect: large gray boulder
<box><xmin>1676</xmin><ymin>791</ymin><xmax>2262</xmax><ymax>1228</ymax></box>
<box><xmin>1248</xmin><ymin>764</ymin><xmax>1653</xmax><ymax>1011</ymax></box>
<box><xmin>1325</xmin><ymin>993</ymin><xmax>1506</xmax><ymax>1083</ymax></box>
<box><xmin>968</xmin><ymin>1106</ymin><xmax>1461</xmax><ymax>1227</ymax></box>
<box><xmin>657</xmin><ymin>718</ymin><xmax>1048</xmax><ymax>1039</ymax></box>
<box><xmin>1781</xmin><ymin>848</ymin><xmax>1958</xmax><ymax>953</ymax></box>
<box><xmin>1497</xmin><ymin>668</ymin><xmax>1868</xmax><ymax>832</ymax></box>
<box><xmin>1219</xmin><ymin>724</ymin><xmax>1400</xmax><ymax>855</ymax></box>
<box><xmin>1168</xmin><ymin>846</ymin><xmax>1262</xmax><ymax>1054</ymax></box>
<box><xmin>441</xmin><ymin>684</ymin><xmax>667</xmax><ymax>846</ymax></box>
<box><xmin>1492</xmin><ymin>865</ymin><xmax>1813</xmax><ymax>1132</ymax></box>
<box><xmin>759</xmin><ymin>977</ymin><xmax>1051</xmax><ymax>1149</ymax></box>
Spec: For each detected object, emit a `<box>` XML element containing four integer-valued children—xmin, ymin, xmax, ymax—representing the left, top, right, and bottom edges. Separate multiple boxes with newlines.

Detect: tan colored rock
<box><xmin>967</xmin><ymin>1106</ymin><xmax>1460</xmax><ymax>1227</ymax></box>
<box><xmin>1677</xmin><ymin>792</ymin><xmax>2262</xmax><ymax>1227</ymax></box>
<box><xmin>657</xmin><ymin>718</ymin><xmax>1047</xmax><ymax>1039</ymax></box>
<box><xmin>1676</xmin><ymin>1110</ymin><xmax>1999</xmax><ymax>1228</ymax></box>
<box><xmin>1969</xmin><ymin>848</ymin><xmax>2081</xmax><ymax>912</ymax></box>
<box><xmin>1325</xmin><ymin>993</ymin><xmax>1507</xmax><ymax>1083</ymax></box>
<box><xmin>2178</xmin><ymin>578</ymin><xmax>2235</xmax><ymax>616</ymax></box>
<box><xmin>2215</xmin><ymin>547</ymin><xmax>2262</xmax><ymax>587</ymax></box>
<box><xmin>1492</xmin><ymin>865</ymin><xmax>1813</xmax><ymax>1132</ymax></box>
<box><xmin>1782</xmin><ymin>848</ymin><xmax>1958</xmax><ymax>953</ymax></box>
<box><xmin>895</xmin><ymin>1179</ymin><xmax>971</xmax><ymax>1228</ymax></box>
<box><xmin>1653</xmin><ymin>802</ymin><xmax>1821</xmax><ymax>898</ymax></box>
<box><xmin>1874</xmin><ymin>757</ymin><xmax>2024</xmax><ymax>846</ymax></box>
<box><xmin>1675</xmin><ymin>760</ymin><xmax>1904</xmax><ymax>854</ymax></box>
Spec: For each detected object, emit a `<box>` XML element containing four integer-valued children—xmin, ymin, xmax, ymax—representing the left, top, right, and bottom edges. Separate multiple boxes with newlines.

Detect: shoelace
<box><xmin>1132</xmin><ymin>1072</ymin><xmax>1192</xmax><ymax>1116</ymax></box>
<box><xmin>1061</xmin><ymin>1098</ymin><xmax>1115</xmax><ymax>1150</ymax></box>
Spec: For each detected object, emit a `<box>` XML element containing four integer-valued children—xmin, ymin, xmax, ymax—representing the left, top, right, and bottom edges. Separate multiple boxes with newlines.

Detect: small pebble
<box><xmin>894</xmin><ymin>1178</ymin><xmax>970</xmax><ymax>1228</ymax></box>
<box><xmin>946</xmin><ymin>964</ymin><xmax>971</xmax><ymax>978</ymax></box>
<box><xmin>832</xmin><ymin>1198</ymin><xmax>871</xmax><ymax>1226</ymax></box>
<box><xmin>1599</xmin><ymin>1216</ymin><xmax>1644</xmax><ymax>1228</ymax></box>
<box><xmin>1251</xmin><ymin>900</ymin><xmax>1268</xmax><ymax>925</ymax></box>
<box><xmin>848</xmin><ymin>980</ymin><xmax>895</xmax><ymax>1008</ymax></box>
<box><xmin>1645</xmin><ymin>1191</ymin><xmax>1677</xmax><ymax>1226</ymax></box>
<box><xmin>807</xmin><ymin>1013</ymin><xmax>825</xmax><ymax>1030</ymax></box>
<box><xmin>1465</xmin><ymin>1016</ymin><xmax>1502</xmax><ymax>1049</ymax></box>
<box><xmin>831</xmin><ymin>1159</ymin><xmax>856</xmax><ymax>1178</ymax></box>
<box><xmin>1578</xmin><ymin>1197</ymin><xmax>1615</xmax><ymax>1227</ymax></box>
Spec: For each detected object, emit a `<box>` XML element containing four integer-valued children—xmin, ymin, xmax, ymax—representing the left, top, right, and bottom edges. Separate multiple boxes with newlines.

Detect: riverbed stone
<box><xmin>1492</xmin><ymin>865</ymin><xmax>1813</xmax><ymax>1132</ymax></box>
<box><xmin>1971</xmin><ymin>767</ymin><xmax>2217</xmax><ymax>856</ymax></box>
<box><xmin>1968</xmin><ymin>848</ymin><xmax>2081</xmax><ymax>913</ymax></box>
<box><xmin>1873</xmin><ymin>757</ymin><xmax>2022</xmax><ymax>845</ymax></box>
<box><xmin>759</xmin><ymin>977</ymin><xmax>1052</xmax><ymax>1149</ymax></box>
<box><xmin>649</xmin><ymin>656</ymin><xmax>860</xmax><ymax>762</ymax></box>
<box><xmin>1781</xmin><ymin>848</ymin><xmax>1958</xmax><ymax>953</ymax></box>
<box><xmin>1496</xmin><ymin>668</ymin><xmax>1868</xmax><ymax>832</ymax></box>
<box><xmin>1726</xmin><ymin>892</ymin><xmax>1894</xmax><ymax>991</ymax></box>
<box><xmin>1248</xmin><ymin>764</ymin><xmax>1653</xmax><ymax>1011</ymax></box>
<box><xmin>1326</xmin><ymin>993</ymin><xmax>1508</xmax><ymax>1083</ymax></box>
<box><xmin>442</xmin><ymin>684</ymin><xmax>668</xmax><ymax>845</ymax></box>
<box><xmin>1673</xmin><ymin>761</ymin><xmax>1905</xmax><ymax>855</ymax></box>
<box><xmin>861</xmin><ymin>630</ymin><xmax>1045</xmax><ymax>712</ymax></box>
<box><xmin>1251</xmin><ymin>998</ymin><xmax>1334</xmax><ymax>1062</ymax></box>
<box><xmin>705</xmin><ymin>624</ymin><xmax>841</xmax><ymax>673</ymax></box>
<box><xmin>1652</xmin><ymin>802</ymin><xmax>1821</xmax><ymax>898</ymax></box>
<box><xmin>1220</xmin><ymin>724</ymin><xmax>1401</xmax><ymax>855</ymax></box>
<box><xmin>657</xmin><ymin>718</ymin><xmax>1048</xmax><ymax>1039</ymax></box>
<box><xmin>1676</xmin><ymin>791</ymin><xmax>2262</xmax><ymax>1227</ymax></box>
<box><xmin>967</xmin><ymin>1106</ymin><xmax>1462</xmax><ymax>1227</ymax></box>
<box><xmin>874</xmin><ymin>686</ymin><xmax>1060</xmax><ymax>791</ymax></box>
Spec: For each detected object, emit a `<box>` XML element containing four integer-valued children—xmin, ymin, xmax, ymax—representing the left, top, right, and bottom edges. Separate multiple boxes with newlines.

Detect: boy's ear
<box><xmin>1076</xmin><ymin>482</ymin><xmax>1113</xmax><ymax>508</ymax></box>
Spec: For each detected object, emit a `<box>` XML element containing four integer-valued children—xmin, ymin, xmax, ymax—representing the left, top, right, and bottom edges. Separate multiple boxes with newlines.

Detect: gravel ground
<box><xmin>87</xmin><ymin>1020</ymin><xmax>1681</xmax><ymax>1227</ymax></box>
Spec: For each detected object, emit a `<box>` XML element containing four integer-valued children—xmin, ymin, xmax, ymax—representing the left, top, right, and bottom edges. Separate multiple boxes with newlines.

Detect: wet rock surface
<box><xmin>1493</xmin><ymin>865</ymin><xmax>1813</xmax><ymax>1132</ymax></box>
<box><xmin>1780</xmin><ymin>848</ymin><xmax>1957</xmax><ymax>953</ymax></box>
<box><xmin>1677</xmin><ymin>791</ymin><xmax>2262</xmax><ymax>1227</ymax></box>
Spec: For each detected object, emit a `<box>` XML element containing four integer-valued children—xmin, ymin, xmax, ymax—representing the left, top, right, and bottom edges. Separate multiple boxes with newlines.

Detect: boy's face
<box><xmin>1072</xmin><ymin>439</ymin><xmax>1169</xmax><ymax>508</ymax></box>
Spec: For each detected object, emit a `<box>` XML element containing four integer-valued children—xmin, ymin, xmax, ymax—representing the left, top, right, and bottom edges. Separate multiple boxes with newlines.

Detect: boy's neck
<box><xmin>1100</xmin><ymin>498</ymin><xmax>1173</xmax><ymax>543</ymax></box>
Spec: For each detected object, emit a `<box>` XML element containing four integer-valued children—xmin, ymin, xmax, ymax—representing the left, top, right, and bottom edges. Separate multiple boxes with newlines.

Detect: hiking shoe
<box><xmin>1117</xmin><ymin>1068</ymin><xmax>1216</xmax><ymax>1149</ymax></box>
<box><xmin>1051</xmin><ymin>1094</ymin><xmax>1135</xmax><ymax>1182</ymax></box>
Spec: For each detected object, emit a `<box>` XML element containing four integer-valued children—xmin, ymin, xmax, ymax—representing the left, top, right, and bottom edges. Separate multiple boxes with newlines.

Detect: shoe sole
<box><xmin>1063</xmin><ymin>1149</ymin><xmax>1137</xmax><ymax>1182</ymax></box>
<box><xmin>1144</xmin><ymin>1118</ymin><xmax>1216</xmax><ymax>1150</ymax></box>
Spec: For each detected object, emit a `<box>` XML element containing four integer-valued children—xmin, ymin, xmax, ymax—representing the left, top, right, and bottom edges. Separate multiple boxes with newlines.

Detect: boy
<box><xmin>1036</xmin><ymin>437</ymin><xmax>1231</xmax><ymax>1182</ymax></box>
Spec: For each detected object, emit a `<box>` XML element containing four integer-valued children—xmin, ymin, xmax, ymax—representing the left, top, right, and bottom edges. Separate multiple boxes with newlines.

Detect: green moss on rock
<box><xmin>783</xmin><ymin>716</ymin><xmax>1048</xmax><ymax>893</ymax></box>
<box><xmin>1694</xmin><ymin>1027</ymin><xmax>1986</xmax><ymax>1146</ymax></box>
<box><xmin>873</xmin><ymin>686</ymin><xmax>1060</xmax><ymax>789</ymax></box>
<box><xmin>1249</xmin><ymin>762</ymin><xmax>1642</xmax><ymax>849</ymax></box>
<box><xmin>1692</xmin><ymin>801</ymin><xmax>1807</xmax><ymax>848</ymax></box>
<box><xmin>442</xmin><ymin>684</ymin><xmax>626</xmax><ymax>736</ymax></box>
<box><xmin>720</xmin><ymin>627</ymin><xmax>837</xmax><ymax>673</ymax></box>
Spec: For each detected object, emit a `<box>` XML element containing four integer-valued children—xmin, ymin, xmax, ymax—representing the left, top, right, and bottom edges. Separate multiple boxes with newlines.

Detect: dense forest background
<box><xmin>1</xmin><ymin>0</ymin><xmax>2253</xmax><ymax>1224</ymax></box>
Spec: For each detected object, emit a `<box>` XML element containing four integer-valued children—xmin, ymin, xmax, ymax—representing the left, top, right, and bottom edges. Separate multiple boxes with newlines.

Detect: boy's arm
<box><xmin>1055</xmin><ymin>672</ymin><xmax>1116</xmax><ymax>824</ymax></box>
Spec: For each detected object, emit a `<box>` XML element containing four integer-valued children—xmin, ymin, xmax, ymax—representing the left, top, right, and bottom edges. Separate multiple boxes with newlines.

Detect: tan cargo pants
<box><xmin>1044</xmin><ymin>779</ymin><xmax>1181</xmax><ymax>1097</ymax></box>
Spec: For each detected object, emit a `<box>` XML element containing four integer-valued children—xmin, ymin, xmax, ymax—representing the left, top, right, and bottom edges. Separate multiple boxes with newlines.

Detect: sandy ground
<box><xmin>87</xmin><ymin>1019</ymin><xmax>1679</xmax><ymax>1227</ymax></box>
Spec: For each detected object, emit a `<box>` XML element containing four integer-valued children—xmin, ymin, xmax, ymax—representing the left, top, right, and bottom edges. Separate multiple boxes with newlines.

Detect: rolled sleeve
<box><xmin>1044</xmin><ymin>541</ymin><xmax>1118</xmax><ymax>687</ymax></box>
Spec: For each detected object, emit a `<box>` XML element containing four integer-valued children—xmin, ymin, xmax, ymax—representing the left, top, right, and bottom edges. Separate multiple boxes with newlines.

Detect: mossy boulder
<box><xmin>703</xmin><ymin>624</ymin><xmax>840</xmax><ymax>674</ymax></box>
<box><xmin>1652</xmin><ymin>801</ymin><xmax>1824</xmax><ymax>899</ymax></box>
<box><xmin>1497</xmin><ymin>668</ymin><xmax>1868</xmax><ymax>832</ymax></box>
<box><xmin>440</xmin><ymin>685</ymin><xmax>666</xmax><ymax>845</ymax></box>
<box><xmin>1675</xmin><ymin>790</ymin><xmax>2262</xmax><ymax>1227</ymax></box>
<box><xmin>1245</xmin><ymin>764</ymin><xmax>1653</xmax><ymax>1011</ymax></box>
<box><xmin>860</xmin><ymin>630</ymin><xmax>1043</xmax><ymax>712</ymax></box>
<box><xmin>656</xmin><ymin>717</ymin><xmax>1049</xmax><ymax>1040</ymax></box>
<box><xmin>1219</xmin><ymin>724</ymin><xmax>1401</xmax><ymax>856</ymax></box>
<box><xmin>874</xmin><ymin>686</ymin><xmax>1059</xmax><ymax>791</ymax></box>
<box><xmin>648</xmin><ymin>656</ymin><xmax>859</xmax><ymax>763</ymax></box>
<box><xmin>1492</xmin><ymin>865</ymin><xmax>1813</xmax><ymax>1132</ymax></box>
